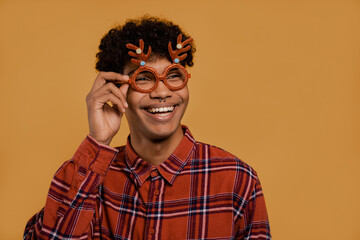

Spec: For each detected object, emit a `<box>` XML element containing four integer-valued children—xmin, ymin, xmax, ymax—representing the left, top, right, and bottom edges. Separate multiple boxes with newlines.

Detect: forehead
<box><xmin>147</xmin><ymin>56</ymin><xmax>172</xmax><ymax>68</ymax></box>
<box><xmin>124</xmin><ymin>56</ymin><xmax>173</xmax><ymax>74</ymax></box>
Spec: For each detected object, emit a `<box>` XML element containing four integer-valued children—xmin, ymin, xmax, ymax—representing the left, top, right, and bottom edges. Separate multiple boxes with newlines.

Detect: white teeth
<box><xmin>147</xmin><ymin>106</ymin><xmax>175</xmax><ymax>113</ymax></box>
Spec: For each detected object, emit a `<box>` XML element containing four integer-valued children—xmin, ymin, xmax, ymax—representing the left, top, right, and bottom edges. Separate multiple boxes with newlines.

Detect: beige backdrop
<box><xmin>1</xmin><ymin>0</ymin><xmax>359</xmax><ymax>239</ymax></box>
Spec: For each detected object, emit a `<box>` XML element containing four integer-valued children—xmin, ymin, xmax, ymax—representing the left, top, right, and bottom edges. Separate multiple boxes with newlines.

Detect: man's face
<box><xmin>123</xmin><ymin>57</ymin><xmax>189</xmax><ymax>141</ymax></box>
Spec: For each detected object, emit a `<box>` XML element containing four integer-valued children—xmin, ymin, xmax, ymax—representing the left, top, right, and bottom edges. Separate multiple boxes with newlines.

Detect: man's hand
<box><xmin>86</xmin><ymin>72</ymin><xmax>130</xmax><ymax>146</ymax></box>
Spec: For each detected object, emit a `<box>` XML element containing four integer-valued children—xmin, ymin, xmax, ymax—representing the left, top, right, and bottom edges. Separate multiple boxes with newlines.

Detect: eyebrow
<box><xmin>127</xmin><ymin>69</ymin><xmax>136</xmax><ymax>76</ymax></box>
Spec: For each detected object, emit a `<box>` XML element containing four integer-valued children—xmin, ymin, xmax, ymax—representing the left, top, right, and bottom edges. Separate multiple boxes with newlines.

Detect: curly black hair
<box><xmin>96</xmin><ymin>16</ymin><xmax>195</xmax><ymax>74</ymax></box>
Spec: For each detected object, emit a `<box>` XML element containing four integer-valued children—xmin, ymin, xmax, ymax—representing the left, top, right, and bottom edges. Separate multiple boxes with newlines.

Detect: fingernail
<box><xmin>124</xmin><ymin>102</ymin><xmax>128</xmax><ymax>108</ymax></box>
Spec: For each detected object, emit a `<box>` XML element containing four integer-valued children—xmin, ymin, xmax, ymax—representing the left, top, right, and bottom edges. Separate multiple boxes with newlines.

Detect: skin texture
<box><xmin>86</xmin><ymin>72</ymin><xmax>129</xmax><ymax>146</ymax></box>
<box><xmin>86</xmin><ymin>56</ymin><xmax>189</xmax><ymax>165</ymax></box>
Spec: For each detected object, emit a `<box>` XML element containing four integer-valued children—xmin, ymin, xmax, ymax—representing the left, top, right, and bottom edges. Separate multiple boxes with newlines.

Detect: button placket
<box><xmin>145</xmin><ymin>169</ymin><xmax>162</xmax><ymax>239</ymax></box>
<box><xmin>151</xmin><ymin>170</ymin><xmax>160</xmax><ymax>197</ymax></box>
<box><xmin>150</xmin><ymin>169</ymin><xmax>158</xmax><ymax>178</ymax></box>
<box><xmin>89</xmin><ymin>152</ymin><xmax>95</xmax><ymax>158</ymax></box>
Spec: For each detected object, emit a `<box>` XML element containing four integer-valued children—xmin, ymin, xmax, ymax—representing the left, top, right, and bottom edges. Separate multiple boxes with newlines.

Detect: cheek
<box><xmin>126</xmin><ymin>90</ymin><xmax>146</xmax><ymax>108</ymax></box>
<box><xmin>179</xmin><ymin>86</ymin><xmax>189</xmax><ymax>104</ymax></box>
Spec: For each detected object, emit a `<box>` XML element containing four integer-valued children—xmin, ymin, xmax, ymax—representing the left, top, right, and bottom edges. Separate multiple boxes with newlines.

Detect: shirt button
<box><xmin>89</xmin><ymin>152</ymin><xmax>95</xmax><ymax>158</ymax></box>
<box><xmin>154</xmin><ymin>190</ymin><xmax>160</xmax><ymax>196</ymax></box>
<box><xmin>150</xmin><ymin>170</ymin><xmax>158</xmax><ymax>178</ymax></box>
<box><xmin>149</xmin><ymin>228</ymin><xmax>155</xmax><ymax>235</ymax></box>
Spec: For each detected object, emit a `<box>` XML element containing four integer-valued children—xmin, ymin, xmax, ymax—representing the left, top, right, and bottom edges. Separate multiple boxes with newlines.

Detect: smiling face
<box><xmin>123</xmin><ymin>56</ymin><xmax>189</xmax><ymax>142</ymax></box>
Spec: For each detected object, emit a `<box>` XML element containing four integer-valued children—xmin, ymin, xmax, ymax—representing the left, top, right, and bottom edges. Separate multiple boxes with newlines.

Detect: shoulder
<box><xmin>193</xmin><ymin>141</ymin><xmax>259</xmax><ymax>181</ymax></box>
<box><xmin>191</xmin><ymin>141</ymin><xmax>260</xmax><ymax>201</ymax></box>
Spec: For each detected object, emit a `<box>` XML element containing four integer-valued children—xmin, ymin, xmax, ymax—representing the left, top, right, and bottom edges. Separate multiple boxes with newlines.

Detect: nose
<box><xmin>149</xmin><ymin>80</ymin><xmax>173</xmax><ymax>100</ymax></box>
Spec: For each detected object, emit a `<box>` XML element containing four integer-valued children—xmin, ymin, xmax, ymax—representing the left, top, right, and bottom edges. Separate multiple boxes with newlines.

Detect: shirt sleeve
<box><xmin>235</xmin><ymin>173</ymin><xmax>271</xmax><ymax>239</ymax></box>
<box><xmin>23</xmin><ymin>136</ymin><xmax>118</xmax><ymax>239</ymax></box>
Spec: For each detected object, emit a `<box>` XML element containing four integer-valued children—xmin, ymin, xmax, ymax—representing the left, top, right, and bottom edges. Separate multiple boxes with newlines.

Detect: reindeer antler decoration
<box><xmin>168</xmin><ymin>34</ymin><xmax>193</xmax><ymax>64</ymax></box>
<box><xmin>126</xmin><ymin>39</ymin><xmax>152</xmax><ymax>66</ymax></box>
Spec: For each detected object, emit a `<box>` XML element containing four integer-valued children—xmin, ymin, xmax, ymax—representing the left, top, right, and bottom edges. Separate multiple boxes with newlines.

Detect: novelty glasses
<box><xmin>111</xmin><ymin>34</ymin><xmax>193</xmax><ymax>93</ymax></box>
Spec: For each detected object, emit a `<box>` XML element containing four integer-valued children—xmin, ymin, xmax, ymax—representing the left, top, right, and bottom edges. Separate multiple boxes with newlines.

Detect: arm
<box><xmin>235</xmin><ymin>174</ymin><xmax>271</xmax><ymax>239</ymax></box>
<box><xmin>24</xmin><ymin>136</ymin><xmax>118</xmax><ymax>239</ymax></box>
<box><xmin>24</xmin><ymin>72</ymin><xmax>129</xmax><ymax>239</ymax></box>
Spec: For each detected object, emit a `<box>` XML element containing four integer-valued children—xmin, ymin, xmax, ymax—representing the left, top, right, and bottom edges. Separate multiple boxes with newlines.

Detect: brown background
<box><xmin>1</xmin><ymin>0</ymin><xmax>359</xmax><ymax>239</ymax></box>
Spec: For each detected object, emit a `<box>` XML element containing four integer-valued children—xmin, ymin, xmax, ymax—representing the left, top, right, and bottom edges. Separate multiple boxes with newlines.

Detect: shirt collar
<box><xmin>124</xmin><ymin>125</ymin><xmax>195</xmax><ymax>187</ymax></box>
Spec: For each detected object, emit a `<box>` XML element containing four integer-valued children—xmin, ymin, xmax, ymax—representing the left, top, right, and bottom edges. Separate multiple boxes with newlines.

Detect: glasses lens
<box><xmin>165</xmin><ymin>67</ymin><xmax>187</xmax><ymax>88</ymax></box>
<box><xmin>133</xmin><ymin>70</ymin><xmax>156</xmax><ymax>91</ymax></box>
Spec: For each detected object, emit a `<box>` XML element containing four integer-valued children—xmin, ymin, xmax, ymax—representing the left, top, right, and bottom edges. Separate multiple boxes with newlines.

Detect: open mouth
<box><xmin>145</xmin><ymin>106</ymin><xmax>176</xmax><ymax>116</ymax></box>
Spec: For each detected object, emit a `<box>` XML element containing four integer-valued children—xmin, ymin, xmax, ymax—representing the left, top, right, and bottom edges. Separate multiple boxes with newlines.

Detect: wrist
<box><xmin>88</xmin><ymin>134</ymin><xmax>111</xmax><ymax>146</ymax></box>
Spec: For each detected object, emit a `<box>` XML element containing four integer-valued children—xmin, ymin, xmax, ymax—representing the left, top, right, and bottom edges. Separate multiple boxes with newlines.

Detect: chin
<box><xmin>145</xmin><ymin>123</ymin><xmax>182</xmax><ymax>141</ymax></box>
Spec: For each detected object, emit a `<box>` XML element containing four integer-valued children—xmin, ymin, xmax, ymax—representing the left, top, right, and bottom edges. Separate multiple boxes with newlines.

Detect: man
<box><xmin>24</xmin><ymin>16</ymin><xmax>271</xmax><ymax>239</ymax></box>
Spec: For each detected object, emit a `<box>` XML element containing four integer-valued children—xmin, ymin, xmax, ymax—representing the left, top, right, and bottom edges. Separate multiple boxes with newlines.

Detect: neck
<box><xmin>129</xmin><ymin>125</ymin><xmax>184</xmax><ymax>166</ymax></box>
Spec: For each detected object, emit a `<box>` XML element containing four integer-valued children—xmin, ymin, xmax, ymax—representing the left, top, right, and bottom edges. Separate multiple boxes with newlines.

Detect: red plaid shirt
<box><xmin>24</xmin><ymin>126</ymin><xmax>271</xmax><ymax>239</ymax></box>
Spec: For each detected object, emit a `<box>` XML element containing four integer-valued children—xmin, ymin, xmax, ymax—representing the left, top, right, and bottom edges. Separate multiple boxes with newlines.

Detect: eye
<box><xmin>167</xmin><ymin>73</ymin><xmax>181</xmax><ymax>79</ymax></box>
<box><xmin>167</xmin><ymin>69</ymin><xmax>184</xmax><ymax>81</ymax></box>
<box><xmin>135</xmin><ymin>76</ymin><xmax>151</xmax><ymax>82</ymax></box>
<box><xmin>134</xmin><ymin>71</ymin><xmax>156</xmax><ymax>86</ymax></box>
<box><xmin>135</xmin><ymin>73</ymin><xmax>153</xmax><ymax>82</ymax></box>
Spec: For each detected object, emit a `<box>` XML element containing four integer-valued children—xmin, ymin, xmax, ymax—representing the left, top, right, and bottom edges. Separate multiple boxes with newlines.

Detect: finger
<box><xmin>103</xmin><ymin>102</ymin><xmax>122</xmax><ymax>118</ymax></box>
<box><xmin>106</xmin><ymin>83</ymin><xmax>128</xmax><ymax>109</ymax></box>
<box><xmin>91</xmin><ymin>72</ymin><xmax>129</xmax><ymax>92</ymax></box>
<box><xmin>95</xmin><ymin>82</ymin><xmax>129</xmax><ymax>108</ymax></box>
<box><xmin>102</xmin><ymin>72</ymin><xmax>129</xmax><ymax>82</ymax></box>
<box><xmin>119</xmin><ymin>84</ymin><xmax>130</xmax><ymax>105</ymax></box>
<box><xmin>97</xmin><ymin>93</ymin><xmax>127</xmax><ymax>113</ymax></box>
<box><xmin>106</xmin><ymin>93</ymin><xmax>127</xmax><ymax>113</ymax></box>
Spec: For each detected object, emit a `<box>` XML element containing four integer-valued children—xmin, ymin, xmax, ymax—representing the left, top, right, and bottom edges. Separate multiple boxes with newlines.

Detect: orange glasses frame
<box><xmin>109</xmin><ymin>34</ymin><xmax>193</xmax><ymax>93</ymax></box>
<box><xmin>128</xmin><ymin>63</ymin><xmax>191</xmax><ymax>93</ymax></box>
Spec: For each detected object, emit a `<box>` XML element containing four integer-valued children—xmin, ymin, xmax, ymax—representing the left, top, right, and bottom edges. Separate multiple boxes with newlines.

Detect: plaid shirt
<box><xmin>24</xmin><ymin>126</ymin><xmax>271</xmax><ymax>239</ymax></box>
